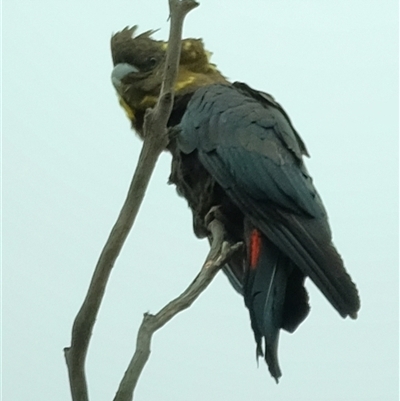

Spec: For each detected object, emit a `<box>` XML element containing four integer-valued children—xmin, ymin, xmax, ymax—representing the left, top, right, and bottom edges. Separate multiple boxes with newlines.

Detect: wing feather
<box><xmin>178</xmin><ymin>83</ymin><xmax>360</xmax><ymax>317</ymax></box>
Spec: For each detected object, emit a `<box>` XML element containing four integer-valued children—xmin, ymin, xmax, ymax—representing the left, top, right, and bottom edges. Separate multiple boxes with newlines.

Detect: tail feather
<box><xmin>282</xmin><ymin>267</ymin><xmax>310</xmax><ymax>333</ymax></box>
<box><xmin>243</xmin><ymin>223</ymin><xmax>309</xmax><ymax>381</ymax></box>
<box><xmin>213</xmin><ymin>177</ymin><xmax>360</xmax><ymax>319</ymax></box>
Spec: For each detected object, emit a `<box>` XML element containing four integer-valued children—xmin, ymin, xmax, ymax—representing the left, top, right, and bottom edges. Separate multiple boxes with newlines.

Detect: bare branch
<box><xmin>145</xmin><ymin>0</ymin><xmax>199</xmax><ymax>135</ymax></box>
<box><xmin>114</xmin><ymin>220</ymin><xmax>243</xmax><ymax>401</ymax></box>
<box><xmin>64</xmin><ymin>1</ymin><xmax>198</xmax><ymax>400</ymax></box>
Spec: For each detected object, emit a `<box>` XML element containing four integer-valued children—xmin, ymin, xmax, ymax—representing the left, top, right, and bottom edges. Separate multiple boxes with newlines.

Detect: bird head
<box><xmin>110</xmin><ymin>26</ymin><xmax>228</xmax><ymax>130</ymax></box>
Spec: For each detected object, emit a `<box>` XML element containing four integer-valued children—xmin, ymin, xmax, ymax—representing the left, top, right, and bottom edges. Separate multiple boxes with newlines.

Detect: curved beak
<box><xmin>111</xmin><ymin>63</ymin><xmax>139</xmax><ymax>91</ymax></box>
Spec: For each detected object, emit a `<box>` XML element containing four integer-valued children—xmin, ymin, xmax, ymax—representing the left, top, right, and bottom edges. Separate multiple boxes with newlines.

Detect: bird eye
<box><xmin>147</xmin><ymin>57</ymin><xmax>157</xmax><ymax>68</ymax></box>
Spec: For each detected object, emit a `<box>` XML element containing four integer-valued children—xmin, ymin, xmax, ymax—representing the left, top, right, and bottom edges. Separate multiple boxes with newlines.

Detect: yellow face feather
<box><xmin>112</xmin><ymin>31</ymin><xmax>228</xmax><ymax>123</ymax></box>
<box><xmin>118</xmin><ymin>66</ymin><xmax>222</xmax><ymax>120</ymax></box>
<box><xmin>118</xmin><ymin>96</ymin><xmax>135</xmax><ymax>121</ymax></box>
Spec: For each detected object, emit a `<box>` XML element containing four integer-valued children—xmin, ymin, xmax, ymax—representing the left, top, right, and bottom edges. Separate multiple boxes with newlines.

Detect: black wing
<box><xmin>177</xmin><ymin>83</ymin><xmax>360</xmax><ymax>318</ymax></box>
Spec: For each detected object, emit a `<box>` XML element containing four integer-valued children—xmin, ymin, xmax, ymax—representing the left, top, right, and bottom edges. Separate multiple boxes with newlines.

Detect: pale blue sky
<box><xmin>3</xmin><ymin>1</ymin><xmax>398</xmax><ymax>400</ymax></box>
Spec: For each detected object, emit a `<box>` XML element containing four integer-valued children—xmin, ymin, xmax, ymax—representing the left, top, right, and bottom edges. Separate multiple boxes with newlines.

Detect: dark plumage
<box><xmin>110</xmin><ymin>27</ymin><xmax>360</xmax><ymax>382</ymax></box>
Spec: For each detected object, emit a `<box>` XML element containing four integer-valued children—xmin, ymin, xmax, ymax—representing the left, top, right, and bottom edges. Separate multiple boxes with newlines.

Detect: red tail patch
<box><xmin>250</xmin><ymin>229</ymin><xmax>262</xmax><ymax>269</ymax></box>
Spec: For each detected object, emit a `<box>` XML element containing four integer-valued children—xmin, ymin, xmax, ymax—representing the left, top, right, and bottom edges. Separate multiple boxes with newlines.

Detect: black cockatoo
<box><xmin>110</xmin><ymin>26</ymin><xmax>360</xmax><ymax>382</ymax></box>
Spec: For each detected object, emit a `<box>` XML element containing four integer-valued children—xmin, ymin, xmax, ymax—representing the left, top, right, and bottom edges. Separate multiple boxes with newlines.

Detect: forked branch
<box><xmin>114</xmin><ymin>220</ymin><xmax>243</xmax><ymax>401</ymax></box>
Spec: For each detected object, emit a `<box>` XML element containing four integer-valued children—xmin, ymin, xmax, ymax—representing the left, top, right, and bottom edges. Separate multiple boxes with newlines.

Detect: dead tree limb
<box><xmin>114</xmin><ymin>220</ymin><xmax>243</xmax><ymax>401</ymax></box>
<box><xmin>64</xmin><ymin>1</ymin><xmax>198</xmax><ymax>400</ymax></box>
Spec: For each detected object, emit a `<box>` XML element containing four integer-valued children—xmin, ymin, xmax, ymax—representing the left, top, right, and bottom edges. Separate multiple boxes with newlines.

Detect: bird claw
<box><xmin>204</xmin><ymin>205</ymin><xmax>224</xmax><ymax>228</ymax></box>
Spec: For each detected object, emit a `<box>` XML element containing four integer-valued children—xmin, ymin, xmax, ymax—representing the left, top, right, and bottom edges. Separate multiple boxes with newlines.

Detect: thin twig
<box><xmin>143</xmin><ymin>0</ymin><xmax>199</xmax><ymax>141</ymax></box>
<box><xmin>114</xmin><ymin>220</ymin><xmax>243</xmax><ymax>401</ymax></box>
<box><xmin>64</xmin><ymin>1</ymin><xmax>198</xmax><ymax>400</ymax></box>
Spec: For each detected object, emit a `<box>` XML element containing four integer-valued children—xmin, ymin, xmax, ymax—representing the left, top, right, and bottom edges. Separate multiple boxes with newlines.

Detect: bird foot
<box><xmin>204</xmin><ymin>205</ymin><xmax>225</xmax><ymax>228</ymax></box>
